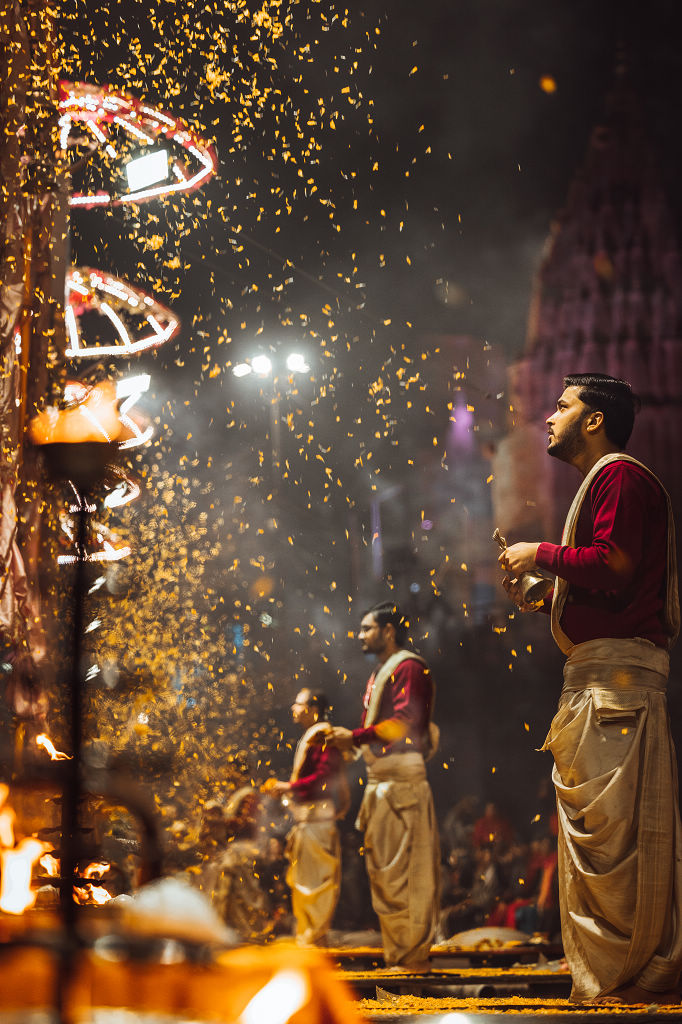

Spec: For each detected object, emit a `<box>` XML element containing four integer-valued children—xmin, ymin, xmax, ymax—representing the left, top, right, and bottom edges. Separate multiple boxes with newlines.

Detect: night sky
<box><xmin>53</xmin><ymin>0</ymin><xmax>682</xmax><ymax>825</ymax></box>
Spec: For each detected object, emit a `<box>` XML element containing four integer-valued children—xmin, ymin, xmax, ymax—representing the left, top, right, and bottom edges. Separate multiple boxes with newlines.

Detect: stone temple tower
<box><xmin>494</xmin><ymin>61</ymin><xmax>682</xmax><ymax>543</ymax></box>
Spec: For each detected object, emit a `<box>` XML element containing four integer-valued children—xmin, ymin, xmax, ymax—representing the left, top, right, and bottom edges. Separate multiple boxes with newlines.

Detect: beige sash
<box><xmin>290</xmin><ymin>721</ymin><xmax>350</xmax><ymax>820</ymax></box>
<box><xmin>360</xmin><ymin>649</ymin><xmax>438</xmax><ymax>764</ymax></box>
<box><xmin>550</xmin><ymin>453</ymin><xmax>680</xmax><ymax>655</ymax></box>
<box><xmin>290</xmin><ymin>722</ymin><xmax>331</xmax><ymax>781</ymax></box>
<box><xmin>364</xmin><ymin>650</ymin><xmax>426</xmax><ymax>727</ymax></box>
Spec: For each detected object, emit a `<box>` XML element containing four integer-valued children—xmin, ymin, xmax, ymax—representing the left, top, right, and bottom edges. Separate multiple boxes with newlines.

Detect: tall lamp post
<box><xmin>232</xmin><ymin>352</ymin><xmax>310</xmax><ymax>478</ymax></box>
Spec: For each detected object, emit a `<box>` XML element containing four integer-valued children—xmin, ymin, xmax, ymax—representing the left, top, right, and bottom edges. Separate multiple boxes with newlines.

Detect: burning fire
<box><xmin>74</xmin><ymin>883</ymin><xmax>112</xmax><ymax>906</ymax></box>
<box><xmin>36</xmin><ymin>733</ymin><xmax>72</xmax><ymax>760</ymax></box>
<box><xmin>40</xmin><ymin>852</ymin><xmax>60</xmax><ymax>877</ymax></box>
<box><xmin>75</xmin><ymin>860</ymin><xmax>113</xmax><ymax>905</ymax></box>
<box><xmin>0</xmin><ymin>784</ymin><xmax>51</xmax><ymax>915</ymax></box>
<box><xmin>83</xmin><ymin>861</ymin><xmax>110</xmax><ymax>879</ymax></box>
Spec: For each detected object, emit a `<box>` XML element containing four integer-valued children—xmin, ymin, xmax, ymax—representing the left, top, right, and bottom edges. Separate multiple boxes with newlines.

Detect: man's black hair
<box><xmin>563</xmin><ymin>373</ymin><xmax>639</xmax><ymax>449</ymax></box>
<box><xmin>364</xmin><ymin>601</ymin><xmax>408</xmax><ymax>645</ymax></box>
<box><xmin>305</xmin><ymin>689</ymin><xmax>330</xmax><ymax>720</ymax></box>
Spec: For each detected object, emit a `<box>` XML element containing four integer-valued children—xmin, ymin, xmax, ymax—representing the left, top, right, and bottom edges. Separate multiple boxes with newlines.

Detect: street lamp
<box><xmin>232</xmin><ymin>352</ymin><xmax>311</xmax><ymax>474</ymax></box>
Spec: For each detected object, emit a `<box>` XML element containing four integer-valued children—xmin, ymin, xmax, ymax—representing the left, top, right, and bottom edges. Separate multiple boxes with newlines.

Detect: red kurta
<box><xmin>535</xmin><ymin>461</ymin><xmax>668</xmax><ymax>647</ymax></box>
<box><xmin>289</xmin><ymin>741</ymin><xmax>344</xmax><ymax>805</ymax></box>
<box><xmin>352</xmin><ymin>658</ymin><xmax>433</xmax><ymax>757</ymax></box>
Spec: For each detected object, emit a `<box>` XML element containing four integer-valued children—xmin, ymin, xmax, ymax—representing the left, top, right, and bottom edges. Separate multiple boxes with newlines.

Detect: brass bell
<box><xmin>493</xmin><ymin>528</ymin><xmax>553</xmax><ymax>604</ymax></box>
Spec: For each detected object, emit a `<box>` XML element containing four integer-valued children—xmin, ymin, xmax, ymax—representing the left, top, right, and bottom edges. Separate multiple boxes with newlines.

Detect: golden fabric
<box><xmin>356</xmin><ymin>752</ymin><xmax>440</xmax><ymax>966</ymax></box>
<box><xmin>545</xmin><ymin>454</ymin><xmax>682</xmax><ymax>1000</ymax></box>
<box><xmin>286</xmin><ymin>819</ymin><xmax>341</xmax><ymax>944</ymax></box>
<box><xmin>544</xmin><ymin>639</ymin><xmax>682</xmax><ymax>1001</ymax></box>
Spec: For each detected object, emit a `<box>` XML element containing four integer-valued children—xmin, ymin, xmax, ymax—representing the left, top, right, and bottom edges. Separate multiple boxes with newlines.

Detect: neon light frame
<box><xmin>59</xmin><ymin>81</ymin><xmax>217</xmax><ymax>207</ymax></box>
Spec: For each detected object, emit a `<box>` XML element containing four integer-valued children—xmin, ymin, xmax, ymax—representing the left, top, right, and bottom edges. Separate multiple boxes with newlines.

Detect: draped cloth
<box><xmin>545</xmin><ymin>454</ymin><xmax>682</xmax><ymax>1001</ymax></box>
<box><xmin>286</xmin><ymin>819</ymin><xmax>341</xmax><ymax>945</ymax></box>
<box><xmin>286</xmin><ymin>722</ymin><xmax>342</xmax><ymax>944</ymax></box>
<box><xmin>356</xmin><ymin>752</ymin><xmax>440</xmax><ymax>967</ymax></box>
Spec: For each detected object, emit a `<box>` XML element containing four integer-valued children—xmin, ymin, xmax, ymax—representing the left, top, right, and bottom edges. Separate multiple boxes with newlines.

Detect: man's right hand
<box><xmin>502</xmin><ymin>575</ymin><xmax>543</xmax><ymax>613</ymax></box>
<box><xmin>328</xmin><ymin>726</ymin><xmax>355</xmax><ymax>752</ymax></box>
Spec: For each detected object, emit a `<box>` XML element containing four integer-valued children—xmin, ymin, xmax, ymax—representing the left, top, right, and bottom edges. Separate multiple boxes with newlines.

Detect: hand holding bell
<box><xmin>493</xmin><ymin>528</ymin><xmax>553</xmax><ymax>605</ymax></box>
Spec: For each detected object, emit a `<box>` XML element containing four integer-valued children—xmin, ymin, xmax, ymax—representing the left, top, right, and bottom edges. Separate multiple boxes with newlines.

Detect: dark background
<box><xmin>48</xmin><ymin>0</ymin><xmax>682</xmax><ymax>833</ymax></box>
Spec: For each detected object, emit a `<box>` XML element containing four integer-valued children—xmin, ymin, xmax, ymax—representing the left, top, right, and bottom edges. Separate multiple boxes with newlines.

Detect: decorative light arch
<box><xmin>66</xmin><ymin>267</ymin><xmax>180</xmax><ymax>359</ymax></box>
<box><xmin>58</xmin><ymin>80</ymin><xmax>218</xmax><ymax>207</ymax></box>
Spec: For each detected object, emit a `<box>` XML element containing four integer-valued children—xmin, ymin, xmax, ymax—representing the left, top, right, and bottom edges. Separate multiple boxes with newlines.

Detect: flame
<box><xmin>238</xmin><ymin>970</ymin><xmax>310</xmax><ymax>1024</ymax></box>
<box><xmin>81</xmin><ymin>884</ymin><xmax>112</xmax><ymax>905</ymax></box>
<box><xmin>74</xmin><ymin>884</ymin><xmax>112</xmax><ymax>906</ymax></box>
<box><xmin>72</xmin><ymin>861</ymin><xmax>113</xmax><ymax>905</ymax></box>
<box><xmin>83</xmin><ymin>860</ymin><xmax>110</xmax><ymax>880</ymax></box>
<box><xmin>36</xmin><ymin>733</ymin><xmax>72</xmax><ymax>760</ymax></box>
<box><xmin>0</xmin><ymin>785</ymin><xmax>16</xmax><ymax>848</ymax></box>
<box><xmin>39</xmin><ymin>852</ymin><xmax>60</xmax><ymax>877</ymax></box>
<box><xmin>0</xmin><ymin>837</ymin><xmax>51</xmax><ymax>915</ymax></box>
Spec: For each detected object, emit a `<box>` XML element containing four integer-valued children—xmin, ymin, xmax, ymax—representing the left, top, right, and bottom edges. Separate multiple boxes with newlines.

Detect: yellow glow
<box><xmin>0</xmin><ymin>838</ymin><xmax>50</xmax><ymax>915</ymax></box>
<box><xmin>36</xmin><ymin>734</ymin><xmax>72</xmax><ymax>761</ymax></box>
<box><xmin>239</xmin><ymin>970</ymin><xmax>310</xmax><ymax>1024</ymax></box>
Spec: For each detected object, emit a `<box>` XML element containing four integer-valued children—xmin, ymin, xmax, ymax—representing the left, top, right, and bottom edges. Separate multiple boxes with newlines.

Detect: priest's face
<box><xmin>291</xmin><ymin>688</ymin><xmax>316</xmax><ymax>729</ymax></box>
<box><xmin>546</xmin><ymin>386</ymin><xmax>589</xmax><ymax>464</ymax></box>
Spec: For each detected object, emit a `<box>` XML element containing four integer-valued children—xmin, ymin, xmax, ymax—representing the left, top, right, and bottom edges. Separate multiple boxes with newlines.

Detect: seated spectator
<box><xmin>259</xmin><ymin>834</ymin><xmax>293</xmax><ymax>935</ymax></box>
<box><xmin>472</xmin><ymin>801</ymin><xmax>514</xmax><ymax>851</ymax></box>
<box><xmin>199</xmin><ymin>787</ymin><xmax>274</xmax><ymax>942</ymax></box>
<box><xmin>441</xmin><ymin>794</ymin><xmax>479</xmax><ymax>855</ymax></box>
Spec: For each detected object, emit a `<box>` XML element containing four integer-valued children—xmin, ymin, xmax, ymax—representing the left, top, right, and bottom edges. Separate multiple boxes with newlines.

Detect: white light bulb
<box><xmin>125</xmin><ymin>149</ymin><xmax>169</xmax><ymax>192</ymax></box>
<box><xmin>286</xmin><ymin>352</ymin><xmax>309</xmax><ymax>373</ymax></box>
<box><xmin>251</xmin><ymin>355</ymin><xmax>273</xmax><ymax>376</ymax></box>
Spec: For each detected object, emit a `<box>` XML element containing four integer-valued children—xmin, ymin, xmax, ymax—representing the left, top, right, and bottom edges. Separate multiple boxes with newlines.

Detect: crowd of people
<box><xmin>437</xmin><ymin>796</ymin><xmax>559</xmax><ymax>942</ymax></box>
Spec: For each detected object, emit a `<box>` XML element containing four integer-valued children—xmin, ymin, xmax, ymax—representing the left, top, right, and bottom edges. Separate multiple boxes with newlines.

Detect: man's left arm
<box><xmin>500</xmin><ymin>464</ymin><xmax>649</xmax><ymax>591</ymax></box>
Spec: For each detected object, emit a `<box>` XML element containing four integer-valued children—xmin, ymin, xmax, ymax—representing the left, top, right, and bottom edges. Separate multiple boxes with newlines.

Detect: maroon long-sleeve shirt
<box><xmin>288</xmin><ymin>739</ymin><xmax>344</xmax><ymax>804</ymax></box>
<box><xmin>534</xmin><ymin>460</ymin><xmax>669</xmax><ymax>647</ymax></box>
<box><xmin>352</xmin><ymin>657</ymin><xmax>434</xmax><ymax>757</ymax></box>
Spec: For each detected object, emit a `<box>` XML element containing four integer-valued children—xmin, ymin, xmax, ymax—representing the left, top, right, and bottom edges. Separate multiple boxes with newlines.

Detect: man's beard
<box><xmin>547</xmin><ymin>414</ymin><xmax>586</xmax><ymax>464</ymax></box>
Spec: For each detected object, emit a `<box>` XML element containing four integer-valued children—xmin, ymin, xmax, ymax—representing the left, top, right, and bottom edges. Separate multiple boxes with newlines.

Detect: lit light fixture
<box><xmin>116</xmin><ymin>374</ymin><xmax>151</xmax><ymax>400</ymax></box>
<box><xmin>286</xmin><ymin>352</ymin><xmax>309</xmax><ymax>373</ymax></box>
<box><xmin>125</xmin><ymin>149</ymin><xmax>169</xmax><ymax>192</ymax></box>
<box><xmin>232</xmin><ymin>362</ymin><xmax>252</xmax><ymax>378</ymax></box>
<box><xmin>251</xmin><ymin>355</ymin><xmax>273</xmax><ymax>376</ymax></box>
<box><xmin>59</xmin><ymin>82</ymin><xmax>217</xmax><ymax>207</ymax></box>
<box><xmin>66</xmin><ymin>268</ymin><xmax>179</xmax><ymax>358</ymax></box>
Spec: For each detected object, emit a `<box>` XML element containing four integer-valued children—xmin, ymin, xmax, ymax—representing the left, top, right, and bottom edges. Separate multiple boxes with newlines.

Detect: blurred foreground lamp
<box><xmin>125</xmin><ymin>149</ymin><xmax>169</xmax><ymax>192</ymax></box>
<box><xmin>29</xmin><ymin>381</ymin><xmax>124</xmax><ymax>490</ymax></box>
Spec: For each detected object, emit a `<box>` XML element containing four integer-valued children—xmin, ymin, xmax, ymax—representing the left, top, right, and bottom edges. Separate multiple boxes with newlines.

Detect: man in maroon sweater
<box><xmin>272</xmin><ymin>689</ymin><xmax>347</xmax><ymax>945</ymax></box>
<box><xmin>331</xmin><ymin>601</ymin><xmax>440</xmax><ymax>970</ymax></box>
<box><xmin>498</xmin><ymin>373</ymin><xmax>682</xmax><ymax>1004</ymax></box>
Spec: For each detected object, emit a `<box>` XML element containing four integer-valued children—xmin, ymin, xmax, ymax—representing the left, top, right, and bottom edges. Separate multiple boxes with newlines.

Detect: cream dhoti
<box><xmin>356</xmin><ymin>751</ymin><xmax>440</xmax><ymax>967</ymax></box>
<box><xmin>286</xmin><ymin>799</ymin><xmax>341</xmax><ymax>944</ymax></box>
<box><xmin>543</xmin><ymin>637</ymin><xmax>682</xmax><ymax>1001</ymax></box>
